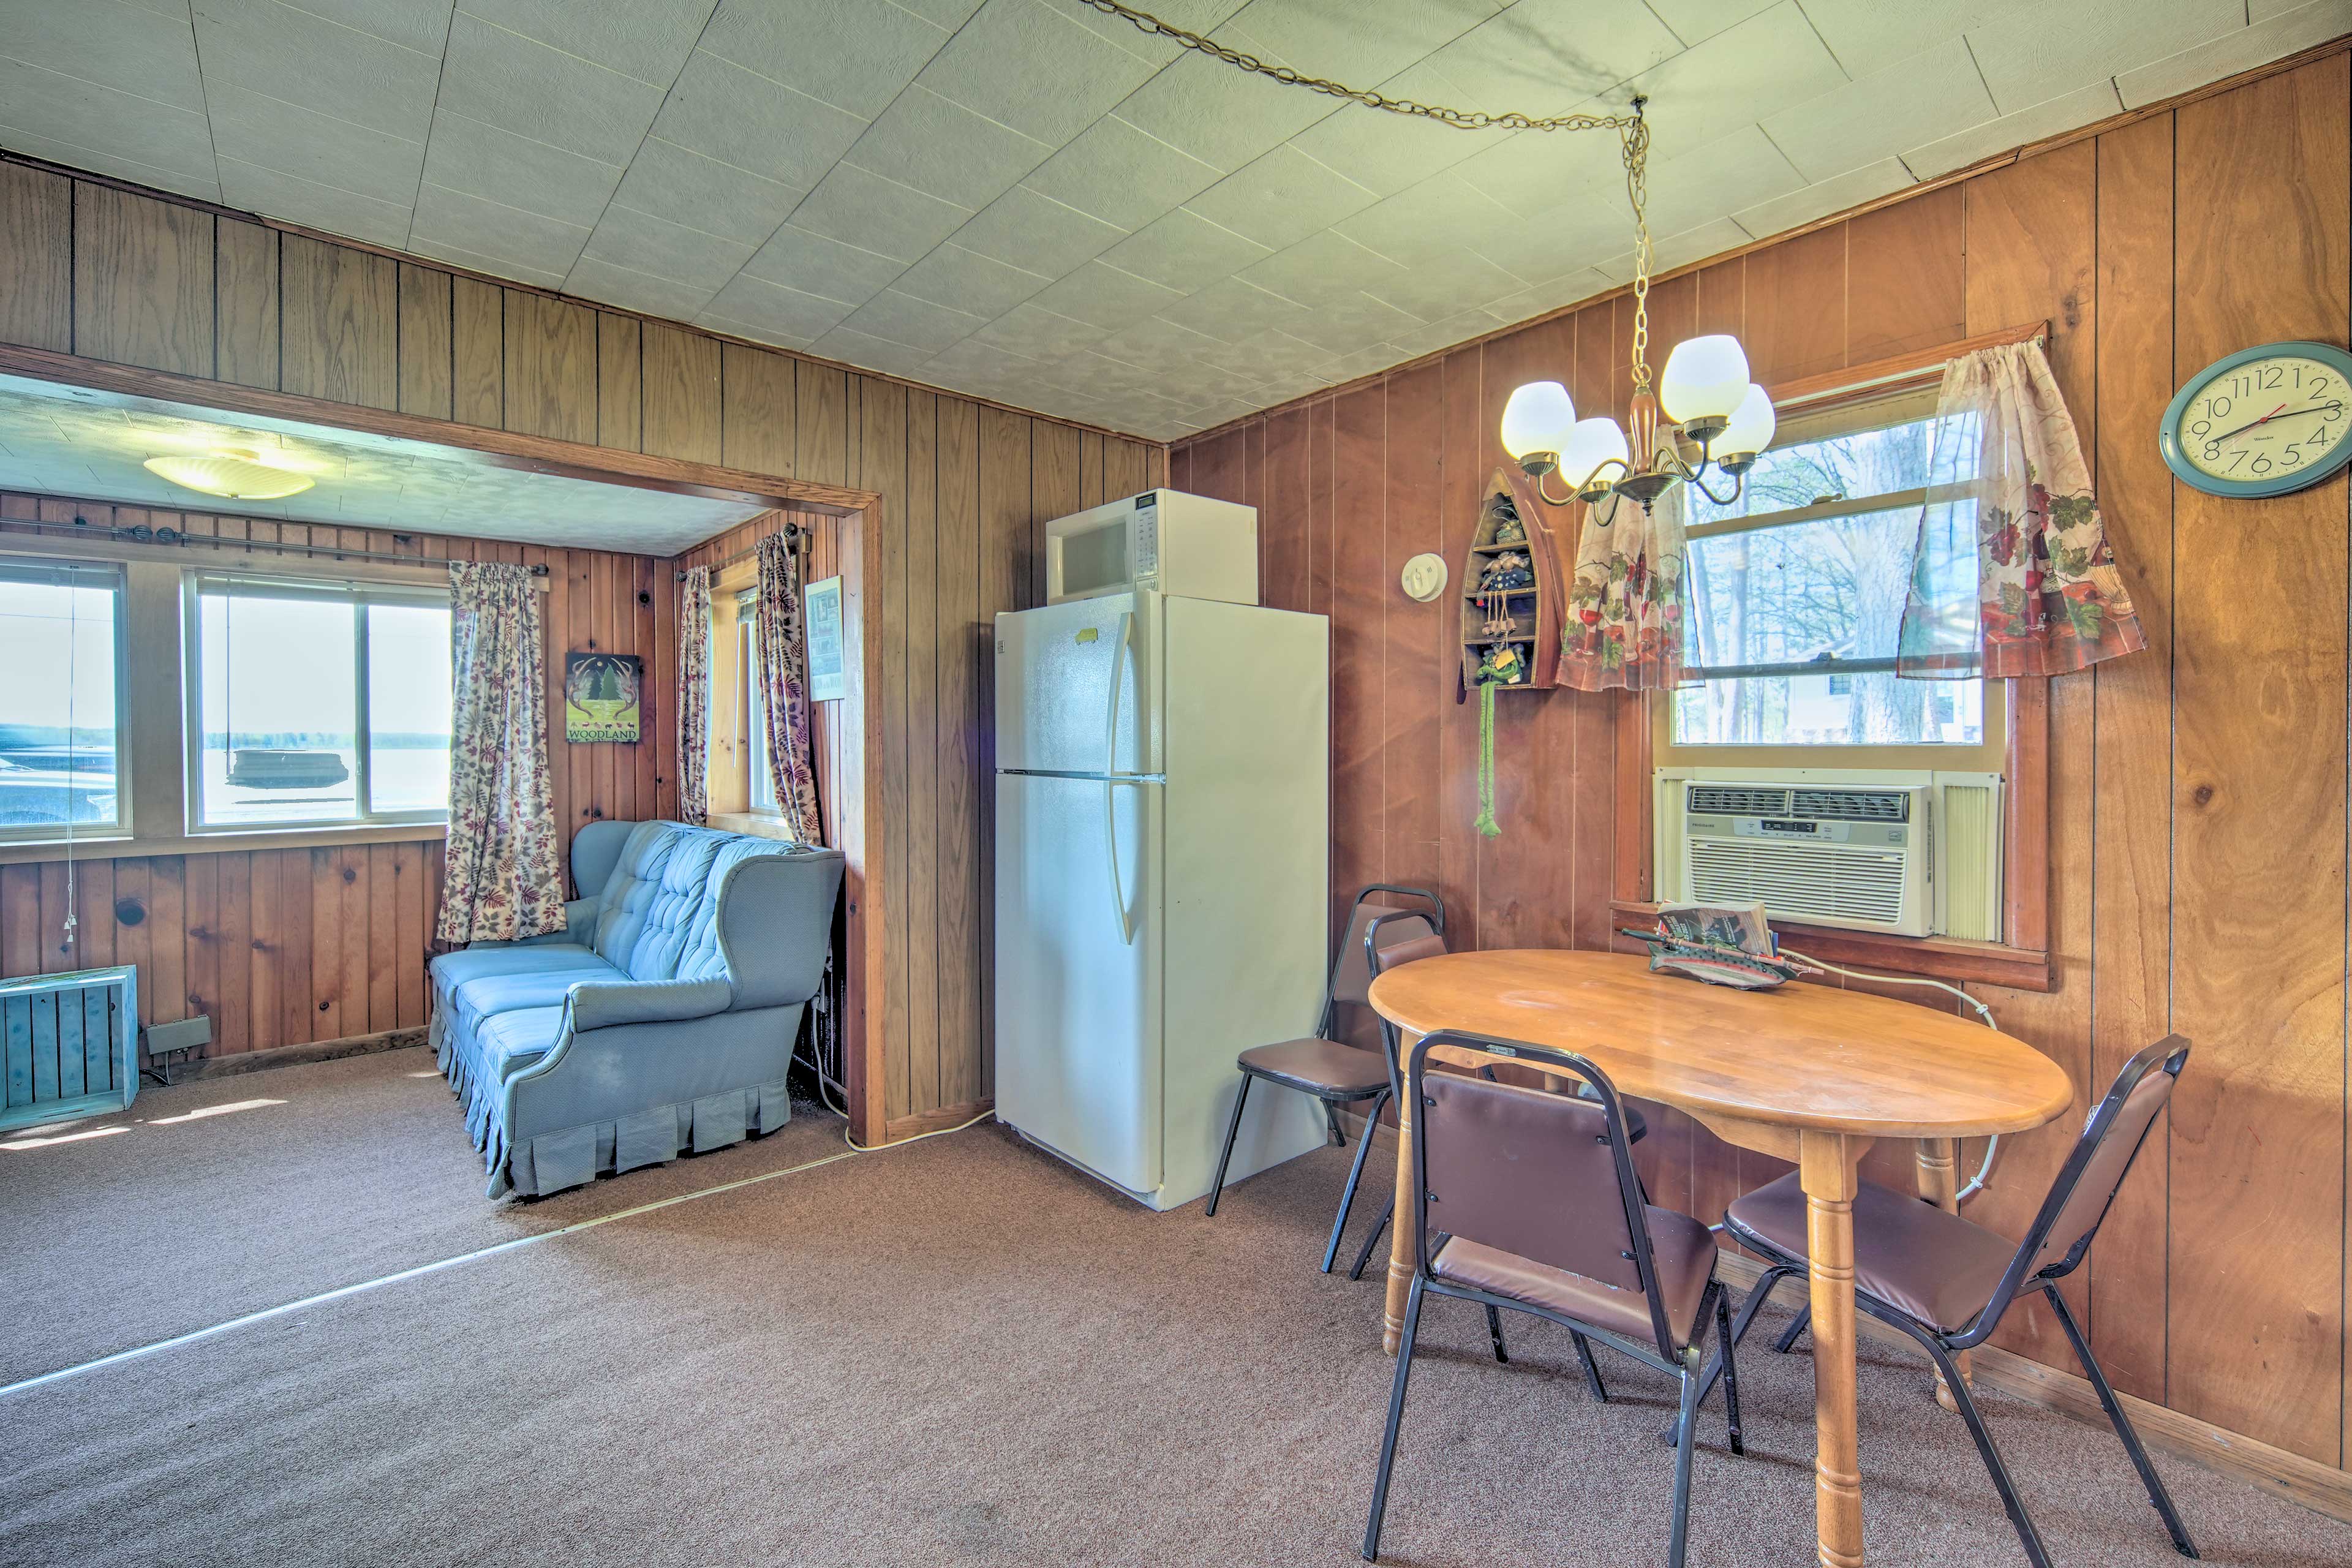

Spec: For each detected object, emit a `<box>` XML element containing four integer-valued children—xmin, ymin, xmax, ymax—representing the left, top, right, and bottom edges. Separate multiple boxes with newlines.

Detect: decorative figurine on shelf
<box><xmin>1477</xmin><ymin>549</ymin><xmax>1534</xmax><ymax>635</ymax></box>
<box><xmin>1469</xmin><ymin>641</ymin><xmax>1528</xmax><ymax>841</ymax></box>
<box><xmin>1479</xmin><ymin>550</ymin><xmax>1534</xmax><ymax>592</ymax></box>
<box><xmin>1488</xmin><ymin>494</ymin><xmax>1528</xmax><ymax>546</ymax></box>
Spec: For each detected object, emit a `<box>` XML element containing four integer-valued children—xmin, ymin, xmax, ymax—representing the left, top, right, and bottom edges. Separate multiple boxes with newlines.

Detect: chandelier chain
<box><xmin>1076</xmin><ymin>0</ymin><xmax>1654</xmax><ymax>389</ymax></box>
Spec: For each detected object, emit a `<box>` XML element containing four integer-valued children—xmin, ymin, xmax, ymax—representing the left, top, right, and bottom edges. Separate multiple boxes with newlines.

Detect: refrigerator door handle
<box><xmin>1103</xmin><ymin>608</ymin><xmax>1134</xmax><ymax>778</ymax></box>
<box><xmin>1103</xmin><ymin>780</ymin><xmax>1137</xmax><ymax>946</ymax></box>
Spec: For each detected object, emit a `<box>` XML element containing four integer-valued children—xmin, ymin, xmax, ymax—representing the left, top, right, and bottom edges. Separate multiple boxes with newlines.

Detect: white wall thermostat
<box><xmin>1400</xmin><ymin>552</ymin><xmax>1448</xmax><ymax>602</ymax></box>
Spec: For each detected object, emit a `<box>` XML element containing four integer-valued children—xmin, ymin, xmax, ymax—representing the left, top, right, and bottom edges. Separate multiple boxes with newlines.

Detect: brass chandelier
<box><xmin>1080</xmin><ymin>1</ymin><xmax>1777</xmax><ymax>519</ymax></box>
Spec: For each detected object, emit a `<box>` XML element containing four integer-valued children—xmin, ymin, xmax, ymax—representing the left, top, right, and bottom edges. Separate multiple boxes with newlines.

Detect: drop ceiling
<box><xmin>0</xmin><ymin>376</ymin><xmax>771</xmax><ymax>552</ymax></box>
<box><xmin>1</xmin><ymin>0</ymin><xmax>2342</xmax><ymax>441</ymax></box>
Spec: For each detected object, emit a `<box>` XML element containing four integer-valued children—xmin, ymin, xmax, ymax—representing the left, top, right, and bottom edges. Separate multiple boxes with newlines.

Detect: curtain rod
<box><xmin>2</xmin><ymin>515</ymin><xmax>552</xmax><ymax>574</ymax></box>
<box><xmin>675</xmin><ymin>517</ymin><xmax>808</xmax><ymax>580</ymax></box>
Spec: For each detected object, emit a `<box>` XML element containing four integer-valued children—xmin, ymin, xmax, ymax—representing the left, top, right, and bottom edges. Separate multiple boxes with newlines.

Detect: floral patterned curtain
<box><xmin>435</xmin><ymin>562</ymin><xmax>565</xmax><ymax>944</ymax></box>
<box><xmin>676</xmin><ymin>565</ymin><xmax>711</xmax><ymax>826</ymax></box>
<box><xmin>1898</xmin><ymin>340</ymin><xmax>2146</xmax><ymax>678</ymax></box>
<box><xmin>754</xmin><ymin>530</ymin><xmax>824</xmax><ymax>843</ymax></box>
<box><xmin>1559</xmin><ymin>426</ymin><xmax>1699</xmax><ymax>692</ymax></box>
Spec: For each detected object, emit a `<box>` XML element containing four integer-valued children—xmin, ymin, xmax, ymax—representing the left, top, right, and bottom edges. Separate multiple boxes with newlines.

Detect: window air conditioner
<box><xmin>1654</xmin><ymin>769</ymin><xmax>2004</xmax><ymax>941</ymax></box>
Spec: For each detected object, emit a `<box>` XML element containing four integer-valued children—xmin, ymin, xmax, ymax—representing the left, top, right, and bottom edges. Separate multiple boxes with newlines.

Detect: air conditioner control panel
<box><xmin>1686</xmin><ymin>815</ymin><xmax>1910</xmax><ymax>848</ymax></box>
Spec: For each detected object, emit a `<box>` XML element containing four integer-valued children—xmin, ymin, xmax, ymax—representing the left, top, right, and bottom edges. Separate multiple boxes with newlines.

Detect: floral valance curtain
<box><xmin>1559</xmin><ymin>426</ymin><xmax>1699</xmax><ymax>692</ymax></box>
<box><xmin>1898</xmin><ymin>340</ymin><xmax>2146</xmax><ymax>678</ymax></box>
<box><xmin>753</xmin><ymin>531</ymin><xmax>824</xmax><ymax>843</ymax></box>
<box><xmin>676</xmin><ymin>565</ymin><xmax>712</xmax><ymax>826</ymax></box>
<box><xmin>436</xmin><ymin>562</ymin><xmax>565</xmax><ymax>944</ymax></box>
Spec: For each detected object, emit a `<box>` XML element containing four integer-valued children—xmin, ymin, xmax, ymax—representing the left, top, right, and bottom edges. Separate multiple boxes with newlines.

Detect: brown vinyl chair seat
<box><xmin>1724</xmin><ymin>1171</ymin><xmax>2017</xmax><ymax>1333</ymax></box>
<box><xmin>1235</xmin><ymin>1036</ymin><xmax>1392</xmax><ymax>1099</ymax></box>
<box><xmin>1432</xmin><ymin>1207</ymin><xmax>1719</xmax><ymax>1350</ymax></box>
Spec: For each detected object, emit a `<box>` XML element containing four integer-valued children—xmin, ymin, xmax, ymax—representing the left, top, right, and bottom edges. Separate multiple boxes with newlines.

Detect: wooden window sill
<box><xmin>1607</xmin><ymin>900</ymin><xmax>2053</xmax><ymax>993</ymax></box>
<box><xmin>0</xmin><ymin>821</ymin><xmax>447</xmax><ymax>866</ymax></box>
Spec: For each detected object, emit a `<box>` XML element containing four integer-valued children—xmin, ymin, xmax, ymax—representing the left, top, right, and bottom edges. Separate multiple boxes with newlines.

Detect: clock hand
<box><xmin>2211</xmin><ymin>403</ymin><xmax>2287</xmax><ymax>443</ymax></box>
<box><xmin>2207</xmin><ymin>401</ymin><xmax>2343</xmax><ymax>445</ymax></box>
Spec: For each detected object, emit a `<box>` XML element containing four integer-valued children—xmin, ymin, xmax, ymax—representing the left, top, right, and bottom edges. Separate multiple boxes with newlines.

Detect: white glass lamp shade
<box><xmin>1499</xmin><ymin>379</ymin><xmax>1575</xmax><ymax>461</ymax></box>
<box><xmin>1659</xmin><ymin>334</ymin><xmax>1751</xmax><ymax>423</ymax></box>
<box><xmin>1558</xmin><ymin>417</ymin><xmax>1631</xmax><ymax>491</ymax></box>
<box><xmin>1717</xmin><ymin>383</ymin><xmax>1776</xmax><ymax>455</ymax></box>
<box><xmin>143</xmin><ymin>450</ymin><xmax>314</xmax><ymax>501</ymax></box>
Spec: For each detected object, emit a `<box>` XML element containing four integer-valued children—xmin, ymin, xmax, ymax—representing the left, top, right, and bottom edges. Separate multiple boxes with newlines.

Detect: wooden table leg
<box><xmin>1915</xmin><ymin>1136</ymin><xmax>1970</xmax><ymax>1412</ymax></box>
<box><xmin>1801</xmin><ymin>1129</ymin><xmax>1869</xmax><ymax>1568</ymax></box>
<box><xmin>1382</xmin><ymin>1066</ymin><xmax>1414</xmax><ymax>1355</ymax></box>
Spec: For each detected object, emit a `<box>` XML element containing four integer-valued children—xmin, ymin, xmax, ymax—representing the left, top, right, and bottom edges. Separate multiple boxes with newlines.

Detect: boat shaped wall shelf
<box><xmin>1460</xmin><ymin>465</ymin><xmax>1564</xmax><ymax>695</ymax></box>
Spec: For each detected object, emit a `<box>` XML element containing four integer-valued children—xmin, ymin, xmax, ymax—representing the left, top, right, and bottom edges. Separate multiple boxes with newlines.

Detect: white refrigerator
<box><xmin>993</xmin><ymin>590</ymin><xmax>1331</xmax><ymax>1211</ymax></box>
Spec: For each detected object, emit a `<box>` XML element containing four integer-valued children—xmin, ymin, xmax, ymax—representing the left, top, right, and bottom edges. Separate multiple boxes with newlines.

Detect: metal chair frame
<box><xmin>1717</xmin><ymin>1036</ymin><xmax>2199</xmax><ymax>1567</ymax></box>
<box><xmin>1206</xmin><ymin>886</ymin><xmax>1443</xmax><ymax>1275</ymax></box>
<box><xmin>1363</xmin><ymin>1030</ymin><xmax>1743</xmax><ymax>1567</ymax></box>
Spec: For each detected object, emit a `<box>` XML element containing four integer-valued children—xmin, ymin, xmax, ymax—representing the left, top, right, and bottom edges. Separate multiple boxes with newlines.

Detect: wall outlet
<box><xmin>145</xmin><ymin>1016</ymin><xmax>213</xmax><ymax>1056</ymax></box>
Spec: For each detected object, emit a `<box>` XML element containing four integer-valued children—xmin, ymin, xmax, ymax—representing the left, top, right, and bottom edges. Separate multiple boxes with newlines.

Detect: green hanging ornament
<box><xmin>1469</xmin><ymin>641</ymin><xmax>1523</xmax><ymax>840</ymax></box>
<box><xmin>1474</xmin><ymin>680</ymin><xmax>1499</xmax><ymax>839</ymax></box>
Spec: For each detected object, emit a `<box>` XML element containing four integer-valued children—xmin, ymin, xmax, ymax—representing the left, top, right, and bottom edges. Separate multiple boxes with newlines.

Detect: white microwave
<box><xmin>1044</xmin><ymin>489</ymin><xmax>1259</xmax><ymax>606</ymax></box>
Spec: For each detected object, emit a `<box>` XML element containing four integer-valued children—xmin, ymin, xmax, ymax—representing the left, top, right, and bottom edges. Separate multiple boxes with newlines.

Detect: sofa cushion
<box><xmin>431</xmin><ymin>943</ymin><xmax>599</xmax><ymax>1014</ymax></box>
<box><xmin>674</xmin><ymin>837</ymin><xmax>804</xmax><ymax>982</ymax></box>
<box><xmin>453</xmin><ymin>960</ymin><xmax>624</xmax><ymax>1036</ymax></box>
<box><xmin>589</xmin><ymin>821</ymin><xmax>806</xmax><ymax>983</ymax></box>
<box><xmin>592</xmin><ymin>823</ymin><xmax>721</xmax><ymax>981</ymax></box>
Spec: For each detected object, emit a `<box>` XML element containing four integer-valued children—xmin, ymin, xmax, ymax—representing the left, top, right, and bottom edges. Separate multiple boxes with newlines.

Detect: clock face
<box><xmin>2163</xmin><ymin>342</ymin><xmax>2352</xmax><ymax>496</ymax></box>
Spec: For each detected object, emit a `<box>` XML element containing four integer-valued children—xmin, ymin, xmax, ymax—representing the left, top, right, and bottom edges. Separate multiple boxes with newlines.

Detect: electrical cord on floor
<box><xmin>793</xmin><ymin>1040</ymin><xmax>996</xmax><ymax>1153</ymax></box>
<box><xmin>1777</xmin><ymin>946</ymin><xmax>2004</xmax><ymax>1204</ymax></box>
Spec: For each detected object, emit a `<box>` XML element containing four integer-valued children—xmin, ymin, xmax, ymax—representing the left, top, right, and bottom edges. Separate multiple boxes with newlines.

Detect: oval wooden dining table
<box><xmin>1366</xmin><ymin>949</ymin><xmax>2075</xmax><ymax>1568</ymax></box>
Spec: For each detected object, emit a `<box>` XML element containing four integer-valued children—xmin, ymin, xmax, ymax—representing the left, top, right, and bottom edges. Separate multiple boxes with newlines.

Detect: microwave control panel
<box><xmin>1131</xmin><ymin>493</ymin><xmax>1159</xmax><ymax>576</ymax></box>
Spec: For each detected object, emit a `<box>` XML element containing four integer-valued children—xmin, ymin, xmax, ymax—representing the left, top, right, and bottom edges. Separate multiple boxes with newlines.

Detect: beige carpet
<box><xmin>6</xmin><ymin>1058</ymin><xmax>2350</xmax><ymax>1567</ymax></box>
<box><xmin>2</xmin><ymin>1045</ymin><xmax>843</xmax><ymax>1382</ymax></box>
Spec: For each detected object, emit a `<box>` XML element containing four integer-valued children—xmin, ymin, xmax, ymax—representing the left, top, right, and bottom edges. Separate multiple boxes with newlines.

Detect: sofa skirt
<box><xmin>432</xmin><ymin>1011</ymin><xmax>794</xmax><ymax>1198</ymax></box>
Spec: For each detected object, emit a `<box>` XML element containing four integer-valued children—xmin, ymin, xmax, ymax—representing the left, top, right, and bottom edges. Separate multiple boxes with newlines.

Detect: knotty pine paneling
<box><xmin>1172</xmin><ymin>52</ymin><xmax>2352</xmax><ymax>1471</ymax></box>
<box><xmin>0</xmin><ymin>156</ymin><xmax>1164</xmax><ymax>1125</ymax></box>
<box><xmin>0</xmin><ymin>493</ymin><xmax>673</xmax><ymax>1061</ymax></box>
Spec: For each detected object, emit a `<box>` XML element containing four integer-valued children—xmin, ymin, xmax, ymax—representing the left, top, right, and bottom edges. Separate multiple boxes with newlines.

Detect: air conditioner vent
<box><xmin>1687</xmin><ymin>841</ymin><xmax>1908</xmax><ymax>925</ymax></box>
<box><xmin>1790</xmin><ymin>788</ymin><xmax>1910</xmax><ymax>823</ymax></box>
<box><xmin>1687</xmin><ymin>785</ymin><xmax>1790</xmax><ymax>816</ymax></box>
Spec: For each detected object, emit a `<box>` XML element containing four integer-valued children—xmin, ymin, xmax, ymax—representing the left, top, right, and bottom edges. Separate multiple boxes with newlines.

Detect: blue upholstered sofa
<box><xmin>429</xmin><ymin>820</ymin><xmax>843</xmax><ymax>1198</ymax></box>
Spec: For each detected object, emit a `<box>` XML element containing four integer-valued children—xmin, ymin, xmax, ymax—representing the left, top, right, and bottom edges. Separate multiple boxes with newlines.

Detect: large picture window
<box><xmin>184</xmin><ymin>573</ymin><xmax>453</xmax><ymax>831</ymax></box>
<box><xmin>1674</xmin><ymin>386</ymin><xmax>1987</xmax><ymax>748</ymax></box>
<box><xmin>0</xmin><ymin>560</ymin><xmax>127</xmax><ymax>842</ymax></box>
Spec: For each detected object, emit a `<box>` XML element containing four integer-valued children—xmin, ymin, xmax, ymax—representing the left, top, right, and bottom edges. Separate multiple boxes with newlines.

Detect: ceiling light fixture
<box><xmin>1077</xmin><ymin>0</ymin><xmax>1776</xmax><ymax>521</ymax></box>
<box><xmin>142</xmin><ymin>448</ymin><xmax>315</xmax><ymax>501</ymax></box>
<box><xmin>1494</xmin><ymin>124</ymin><xmax>1775</xmax><ymax>522</ymax></box>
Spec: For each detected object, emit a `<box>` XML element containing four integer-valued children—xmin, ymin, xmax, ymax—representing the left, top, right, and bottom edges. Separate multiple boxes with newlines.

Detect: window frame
<box><xmin>735</xmin><ymin>591</ymin><xmax>781</xmax><ymax>818</ymax></box>
<box><xmin>1668</xmin><ymin>381</ymin><xmax>1995</xmax><ymax>751</ymax></box>
<box><xmin>1615</xmin><ymin>323</ymin><xmax>2056</xmax><ymax>992</ymax></box>
<box><xmin>179</xmin><ymin>570</ymin><xmax>454</xmax><ymax>835</ymax></box>
<box><xmin>0</xmin><ymin>557</ymin><xmax>133</xmax><ymax>847</ymax></box>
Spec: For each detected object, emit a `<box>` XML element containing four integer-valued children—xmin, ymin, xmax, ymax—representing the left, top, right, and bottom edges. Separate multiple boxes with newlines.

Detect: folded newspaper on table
<box><xmin>1618</xmin><ymin>902</ymin><xmax>1820</xmax><ymax>990</ymax></box>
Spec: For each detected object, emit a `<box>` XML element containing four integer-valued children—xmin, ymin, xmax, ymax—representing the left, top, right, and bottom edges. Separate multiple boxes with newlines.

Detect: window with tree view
<box><xmin>1675</xmin><ymin>386</ymin><xmax>1985</xmax><ymax>747</ymax></box>
<box><xmin>186</xmin><ymin>574</ymin><xmax>452</xmax><ymax>830</ymax></box>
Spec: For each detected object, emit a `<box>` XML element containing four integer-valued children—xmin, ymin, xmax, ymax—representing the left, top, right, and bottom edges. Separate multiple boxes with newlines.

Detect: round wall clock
<box><xmin>2159</xmin><ymin>340</ymin><xmax>2352</xmax><ymax>497</ymax></box>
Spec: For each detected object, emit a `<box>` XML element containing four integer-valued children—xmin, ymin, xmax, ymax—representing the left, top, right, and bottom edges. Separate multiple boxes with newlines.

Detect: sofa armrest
<box><xmin>565</xmin><ymin>976</ymin><xmax>733</xmax><ymax>1033</ymax></box>
<box><xmin>469</xmin><ymin>895</ymin><xmax>598</xmax><ymax>951</ymax></box>
<box><xmin>717</xmin><ymin>851</ymin><xmax>845</xmax><ymax>1010</ymax></box>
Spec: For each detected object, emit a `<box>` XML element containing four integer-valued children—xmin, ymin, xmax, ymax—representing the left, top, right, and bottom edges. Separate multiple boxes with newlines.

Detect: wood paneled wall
<box><xmin>1173</xmin><ymin>53</ymin><xmax>2352</xmax><ymax>1471</ymax></box>
<box><xmin>0</xmin><ymin>489</ymin><xmax>665</xmax><ymax>1056</ymax></box>
<box><xmin>0</xmin><ymin>157</ymin><xmax>1163</xmax><ymax>1126</ymax></box>
<box><xmin>679</xmin><ymin>399</ymin><xmax>1159</xmax><ymax>1137</ymax></box>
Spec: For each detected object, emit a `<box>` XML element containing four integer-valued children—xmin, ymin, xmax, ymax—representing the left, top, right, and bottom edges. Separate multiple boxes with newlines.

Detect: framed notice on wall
<box><xmin>805</xmin><ymin>576</ymin><xmax>845</xmax><ymax>702</ymax></box>
<box><xmin>565</xmin><ymin>652</ymin><xmax>642</xmax><ymax>742</ymax></box>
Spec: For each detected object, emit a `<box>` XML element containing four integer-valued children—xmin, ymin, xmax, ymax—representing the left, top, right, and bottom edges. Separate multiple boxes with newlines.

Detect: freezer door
<box><xmin>993</xmin><ymin>771</ymin><xmax>1163</xmax><ymax>1198</ymax></box>
<box><xmin>994</xmin><ymin>594</ymin><xmax>1159</xmax><ymax>776</ymax></box>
